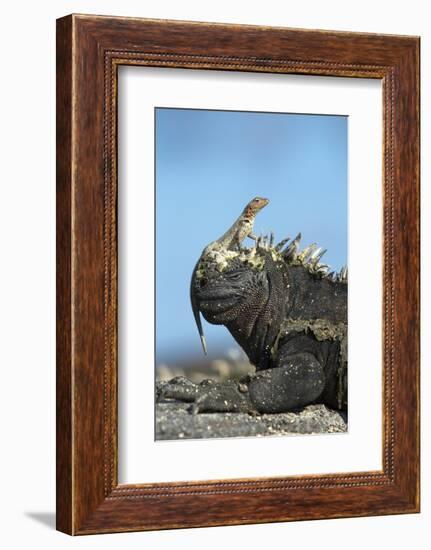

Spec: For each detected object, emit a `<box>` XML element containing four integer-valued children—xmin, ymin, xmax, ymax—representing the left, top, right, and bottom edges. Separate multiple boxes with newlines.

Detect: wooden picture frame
<box><xmin>56</xmin><ymin>14</ymin><xmax>420</xmax><ymax>535</ymax></box>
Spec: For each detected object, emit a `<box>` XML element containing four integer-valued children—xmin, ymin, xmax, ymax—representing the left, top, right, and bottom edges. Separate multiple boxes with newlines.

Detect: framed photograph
<box><xmin>56</xmin><ymin>14</ymin><xmax>420</xmax><ymax>534</ymax></box>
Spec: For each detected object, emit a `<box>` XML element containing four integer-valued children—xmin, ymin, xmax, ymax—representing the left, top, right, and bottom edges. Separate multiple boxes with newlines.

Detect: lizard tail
<box><xmin>190</xmin><ymin>262</ymin><xmax>208</xmax><ymax>355</ymax></box>
<box><xmin>193</xmin><ymin>305</ymin><xmax>207</xmax><ymax>355</ymax></box>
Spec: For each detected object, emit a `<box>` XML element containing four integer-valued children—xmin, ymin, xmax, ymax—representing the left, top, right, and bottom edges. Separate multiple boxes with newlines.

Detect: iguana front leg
<box><xmin>248</xmin><ymin>353</ymin><xmax>326</xmax><ymax>413</ymax></box>
<box><xmin>190</xmin><ymin>380</ymin><xmax>254</xmax><ymax>414</ymax></box>
<box><xmin>157</xmin><ymin>349</ymin><xmax>326</xmax><ymax>415</ymax></box>
<box><xmin>156</xmin><ymin>376</ymin><xmax>254</xmax><ymax>414</ymax></box>
<box><xmin>156</xmin><ymin>376</ymin><xmax>199</xmax><ymax>402</ymax></box>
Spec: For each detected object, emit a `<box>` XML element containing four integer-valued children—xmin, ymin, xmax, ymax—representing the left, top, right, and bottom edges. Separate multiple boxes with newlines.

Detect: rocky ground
<box><xmin>156</xmin><ymin>359</ymin><xmax>347</xmax><ymax>440</ymax></box>
<box><xmin>156</xmin><ymin>401</ymin><xmax>347</xmax><ymax>440</ymax></box>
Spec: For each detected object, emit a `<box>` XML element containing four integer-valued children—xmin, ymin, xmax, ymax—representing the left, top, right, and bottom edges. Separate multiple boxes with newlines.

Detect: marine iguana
<box><xmin>158</xmin><ymin>200</ymin><xmax>347</xmax><ymax>415</ymax></box>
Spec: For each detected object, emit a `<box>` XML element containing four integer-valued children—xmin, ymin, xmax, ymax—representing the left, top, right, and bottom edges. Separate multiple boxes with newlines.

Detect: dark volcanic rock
<box><xmin>155</xmin><ymin>402</ymin><xmax>347</xmax><ymax>440</ymax></box>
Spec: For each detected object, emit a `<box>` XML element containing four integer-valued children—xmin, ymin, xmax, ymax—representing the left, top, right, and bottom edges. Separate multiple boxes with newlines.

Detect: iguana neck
<box><xmin>225</xmin><ymin>256</ymin><xmax>287</xmax><ymax>370</ymax></box>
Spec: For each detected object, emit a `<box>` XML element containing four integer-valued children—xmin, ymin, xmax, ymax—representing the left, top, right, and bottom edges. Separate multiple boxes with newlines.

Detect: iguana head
<box><xmin>193</xmin><ymin>256</ymin><xmax>269</xmax><ymax>326</ymax></box>
<box><xmin>190</xmin><ymin>244</ymin><xmax>288</xmax><ymax>366</ymax></box>
<box><xmin>190</xmin><ymin>248</ymin><xmax>267</xmax><ymax>355</ymax></box>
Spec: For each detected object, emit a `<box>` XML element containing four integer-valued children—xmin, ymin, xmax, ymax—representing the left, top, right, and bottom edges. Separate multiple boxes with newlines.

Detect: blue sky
<box><xmin>155</xmin><ymin>108</ymin><xmax>347</xmax><ymax>364</ymax></box>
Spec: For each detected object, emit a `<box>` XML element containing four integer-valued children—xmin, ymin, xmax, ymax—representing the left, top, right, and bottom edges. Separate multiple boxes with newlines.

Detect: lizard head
<box><xmin>244</xmin><ymin>196</ymin><xmax>269</xmax><ymax>216</ymax></box>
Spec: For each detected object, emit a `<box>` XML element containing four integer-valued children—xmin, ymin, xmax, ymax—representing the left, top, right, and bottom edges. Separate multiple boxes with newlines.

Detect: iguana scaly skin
<box><xmin>160</xmin><ymin>199</ymin><xmax>348</xmax><ymax>415</ymax></box>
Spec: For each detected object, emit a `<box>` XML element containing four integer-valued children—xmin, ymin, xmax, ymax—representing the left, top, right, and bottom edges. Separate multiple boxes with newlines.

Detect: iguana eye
<box><xmin>227</xmin><ymin>272</ymin><xmax>242</xmax><ymax>280</ymax></box>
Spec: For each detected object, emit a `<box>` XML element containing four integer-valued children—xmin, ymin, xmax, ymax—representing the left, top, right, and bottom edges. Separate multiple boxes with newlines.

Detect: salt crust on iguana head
<box><xmin>196</xmin><ymin>232</ymin><xmax>347</xmax><ymax>284</ymax></box>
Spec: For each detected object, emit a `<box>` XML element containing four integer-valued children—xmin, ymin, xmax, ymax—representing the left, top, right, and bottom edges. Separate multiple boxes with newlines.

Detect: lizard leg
<box><xmin>234</xmin><ymin>237</ymin><xmax>243</xmax><ymax>251</ymax></box>
<box><xmin>248</xmin><ymin>353</ymin><xmax>325</xmax><ymax>414</ymax></box>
